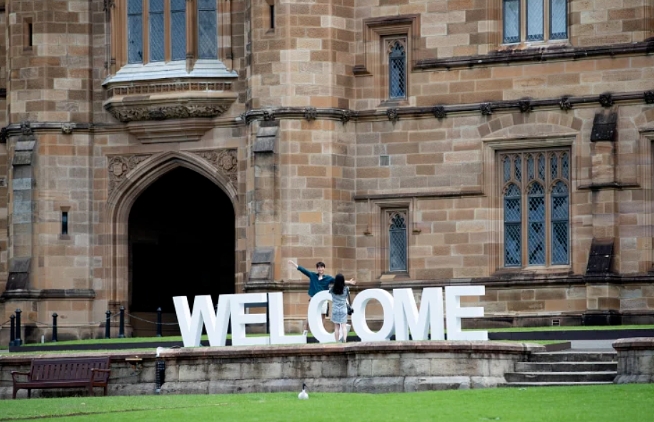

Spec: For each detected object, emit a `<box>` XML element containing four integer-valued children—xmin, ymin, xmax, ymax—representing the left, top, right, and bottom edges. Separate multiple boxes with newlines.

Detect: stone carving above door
<box><xmin>107</xmin><ymin>149</ymin><xmax>238</xmax><ymax>196</ymax></box>
<box><xmin>108</xmin><ymin>154</ymin><xmax>153</xmax><ymax>195</ymax></box>
<box><xmin>192</xmin><ymin>149</ymin><xmax>238</xmax><ymax>184</ymax></box>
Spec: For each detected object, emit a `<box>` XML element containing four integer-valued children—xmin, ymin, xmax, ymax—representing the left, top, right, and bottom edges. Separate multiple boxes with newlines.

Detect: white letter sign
<box><xmin>174</xmin><ymin>286</ymin><xmax>487</xmax><ymax>347</ymax></box>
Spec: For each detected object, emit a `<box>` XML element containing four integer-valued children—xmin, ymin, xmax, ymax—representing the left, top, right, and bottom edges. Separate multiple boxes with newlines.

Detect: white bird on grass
<box><xmin>298</xmin><ymin>383</ymin><xmax>309</xmax><ymax>400</ymax></box>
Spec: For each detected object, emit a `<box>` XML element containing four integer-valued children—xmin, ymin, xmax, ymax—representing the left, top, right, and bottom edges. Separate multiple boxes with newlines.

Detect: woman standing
<box><xmin>329</xmin><ymin>274</ymin><xmax>351</xmax><ymax>342</ymax></box>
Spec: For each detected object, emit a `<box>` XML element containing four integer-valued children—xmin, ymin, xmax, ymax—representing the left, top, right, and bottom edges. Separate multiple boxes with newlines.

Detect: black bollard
<box><xmin>15</xmin><ymin>309</ymin><xmax>22</xmax><ymax>346</ymax></box>
<box><xmin>105</xmin><ymin>310</ymin><xmax>111</xmax><ymax>339</ymax></box>
<box><xmin>9</xmin><ymin>314</ymin><xmax>15</xmax><ymax>346</ymax></box>
<box><xmin>156</xmin><ymin>307</ymin><xmax>162</xmax><ymax>337</ymax></box>
<box><xmin>119</xmin><ymin>306</ymin><xmax>125</xmax><ymax>338</ymax></box>
<box><xmin>52</xmin><ymin>313</ymin><xmax>58</xmax><ymax>342</ymax></box>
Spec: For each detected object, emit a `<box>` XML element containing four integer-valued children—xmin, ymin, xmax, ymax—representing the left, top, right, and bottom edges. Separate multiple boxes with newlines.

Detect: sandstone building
<box><xmin>0</xmin><ymin>0</ymin><xmax>653</xmax><ymax>342</ymax></box>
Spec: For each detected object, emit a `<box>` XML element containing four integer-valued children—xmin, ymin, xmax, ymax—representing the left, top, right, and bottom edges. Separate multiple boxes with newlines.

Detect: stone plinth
<box><xmin>613</xmin><ymin>337</ymin><xmax>654</xmax><ymax>384</ymax></box>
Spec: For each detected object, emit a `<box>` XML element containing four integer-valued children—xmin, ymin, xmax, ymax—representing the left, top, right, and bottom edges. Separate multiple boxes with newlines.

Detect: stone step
<box><xmin>504</xmin><ymin>381</ymin><xmax>615</xmax><ymax>388</ymax></box>
<box><xmin>529</xmin><ymin>352</ymin><xmax>616</xmax><ymax>363</ymax></box>
<box><xmin>505</xmin><ymin>371</ymin><xmax>617</xmax><ymax>383</ymax></box>
<box><xmin>514</xmin><ymin>361</ymin><xmax>617</xmax><ymax>372</ymax></box>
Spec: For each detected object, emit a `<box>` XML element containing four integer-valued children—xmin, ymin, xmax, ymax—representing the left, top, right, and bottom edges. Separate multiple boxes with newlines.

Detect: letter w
<box><xmin>173</xmin><ymin>295</ymin><xmax>231</xmax><ymax>347</ymax></box>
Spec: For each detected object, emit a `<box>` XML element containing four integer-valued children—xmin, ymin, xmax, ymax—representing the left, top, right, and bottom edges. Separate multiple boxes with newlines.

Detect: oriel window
<box><xmin>126</xmin><ymin>0</ymin><xmax>217</xmax><ymax>65</ymax></box>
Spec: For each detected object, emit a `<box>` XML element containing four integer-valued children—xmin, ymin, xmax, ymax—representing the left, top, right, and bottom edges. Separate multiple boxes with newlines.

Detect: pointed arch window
<box><xmin>388</xmin><ymin>39</ymin><xmax>407</xmax><ymax>100</ymax></box>
<box><xmin>388</xmin><ymin>211</ymin><xmax>408</xmax><ymax>272</ymax></box>
<box><xmin>501</xmin><ymin>150</ymin><xmax>570</xmax><ymax>267</ymax></box>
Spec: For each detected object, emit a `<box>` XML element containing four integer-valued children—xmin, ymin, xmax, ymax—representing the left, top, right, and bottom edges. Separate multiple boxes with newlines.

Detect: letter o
<box><xmin>351</xmin><ymin>289</ymin><xmax>394</xmax><ymax>342</ymax></box>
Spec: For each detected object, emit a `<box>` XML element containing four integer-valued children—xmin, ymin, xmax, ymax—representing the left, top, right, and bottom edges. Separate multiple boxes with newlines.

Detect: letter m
<box><xmin>393</xmin><ymin>288</ymin><xmax>444</xmax><ymax>341</ymax></box>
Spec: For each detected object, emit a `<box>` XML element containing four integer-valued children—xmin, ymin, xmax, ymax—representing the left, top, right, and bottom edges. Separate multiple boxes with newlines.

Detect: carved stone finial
<box><xmin>61</xmin><ymin>124</ymin><xmax>73</xmax><ymax>134</ymax></box>
<box><xmin>340</xmin><ymin>109</ymin><xmax>352</xmax><ymax>124</ymax></box>
<box><xmin>480</xmin><ymin>103</ymin><xmax>493</xmax><ymax>116</ymax></box>
<box><xmin>432</xmin><ymin>106</ymin><xmax>446</xmax><ymax>119</ymax></box>
<box><xmin>20</xmin><ymin>121</ymin><xmax>32</xmax><ymax>136</ymax></box>
<box><xmin>386</xmin><ymin>108</ymin><xmax>399</xmax><ymax>123</ymax></box>
<box><xmin>644</xmin><ymin>91</ymin><xmax>654</xmax><ymax>104</ymax></box>
<box><xmin>559</xmin><ymin>96</ymin><xmax>573</xmax><ymax>111</ymax></box>
<box><xmin>599</xmin><ymin>93</ymin><xmax>613</xmax><ymax>108</ymax></box>
<box><xmin>304</xmin><ymin>107</ymin><xmax>317</xmax><ymax>121</ymax></box>
<box><xmin>518</xmin><ymin>99</ymin><xmax>532</xmax><ymax>113</ymax></box>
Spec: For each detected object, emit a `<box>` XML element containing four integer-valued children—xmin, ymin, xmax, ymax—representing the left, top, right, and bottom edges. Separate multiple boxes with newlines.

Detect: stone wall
<box><xmin>0</xmin><ymin>341</ymin><xmax>543</xmax><ymax>399</ymax></box>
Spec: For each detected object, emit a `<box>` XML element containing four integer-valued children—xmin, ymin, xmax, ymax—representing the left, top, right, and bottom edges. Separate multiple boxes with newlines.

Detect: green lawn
<box><xmin>1</xmin><ymin>385</ymin><xmax>652</xmax><ymax>422</ymax></box>
<box><xmin>15</xmin><ymin>324</ymin><xmax>654</xmax><ymax>348</ymax></box>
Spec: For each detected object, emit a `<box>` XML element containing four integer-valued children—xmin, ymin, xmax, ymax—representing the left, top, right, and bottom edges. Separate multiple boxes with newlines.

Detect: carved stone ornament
<box><xmin>192</xmin><ymin>149</ymin><xmax>238</xmax><ymax>184</ymax></box>
<box><xmin>559</xmin><ymin>96</ymin><xmax>573</xmax><ymax>111</ymax></box>
<box><xmin>644</xmin><ymin>91</ymin><xmax>654</xmax><ymax>104</ymax></box>
<box><xmin>61</xmin><ymin>123</ymin><xmax>74</xmax><ymax>134</ymax></box>
<box><xmin>103</xmin><ymin>0</ymin><xmax>115</xmax><ymax>11</ymax></box>
<box><xmin>386</xmin><ymin>108</ymin><xmax>399</xmax><ymax>123</ymax></box>
<box><xmin>108</xmin><ymin>154</ymin><xmax>152</xmax><ymax>195</ymax></box>
<box><xmin>340</xmin><ymin>109</ymin><xmax>352</xmax><ymax>124</ymax></box>
<box><xmin>480</xmin><ymin>103</ymin><xmax>493</xmax><ymax>116</ymax></box>
<box><xmin>20</xmin><ymin>121</ymin><xmax>33</xmax><ymax>136</ymax></box>
<box><xmin>432</xmin><ymin>106</ymin><xmax>446</xmax><ymax>119</ymax></box>
<box><xmin>108</xmin><ymin>104</ymin><xmax>229</xmax><ymax>123</ymax></box>
<box><xmin>262</xmin><ymin>110</ymin><xmax>275</xmax><ymax>121</ymax></box>
<box><xmin>518</xmin><ymin>99</ymin><xmax>532</xmax><ymax>113</ymax></box>
<box><xmin>599</xmin><ymin>93</ymin><xmax>614</xmax><ymax>108</ymax></box>
<box><xmin>304</xmin><ymin>107</ymin><xmax>317</xmax><ymax>121</ymax></box>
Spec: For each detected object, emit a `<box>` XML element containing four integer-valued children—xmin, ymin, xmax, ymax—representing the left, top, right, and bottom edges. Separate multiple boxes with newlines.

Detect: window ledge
<box><xmin>102</xmin><ymin>60</ymin><xmax>237</xmax><ymax>85</ymax></box>
<box><xmin>102</xmin><ymin>60</ymin><xmax>238</xmax><ymax>128</ymax></box>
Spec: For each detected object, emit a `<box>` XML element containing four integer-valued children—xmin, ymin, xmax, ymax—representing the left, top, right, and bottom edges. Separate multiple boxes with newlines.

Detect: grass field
<box><xmin>1</xmin><ymin>384</ymin><xmax>652</xmax><ymax>422</ymax></box>
<box><xmin>12</xmin><ymin>324</ymin><xmax>653</xmax><ymax>348</ymax></box>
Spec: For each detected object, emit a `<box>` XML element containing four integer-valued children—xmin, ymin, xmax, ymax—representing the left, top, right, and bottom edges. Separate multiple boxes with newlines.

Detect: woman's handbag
<box><xmin>347</xmin><ymin>289</ymin><xmax>354</xmax><ymax>315</ymax></box>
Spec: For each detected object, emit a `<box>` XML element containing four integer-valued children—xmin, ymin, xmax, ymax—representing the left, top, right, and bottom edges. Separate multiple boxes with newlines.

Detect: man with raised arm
<box><xmin>288</xmin><ymin>260</ymin><xmax>355</xmax><ymax>336</ymax></box>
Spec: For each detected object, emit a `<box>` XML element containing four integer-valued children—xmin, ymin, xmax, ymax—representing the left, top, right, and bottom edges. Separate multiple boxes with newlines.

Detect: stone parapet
<box><xmin>0</xmin><ymin>341</ymin><xmax>543</xmax><ymax>399</ymax></box>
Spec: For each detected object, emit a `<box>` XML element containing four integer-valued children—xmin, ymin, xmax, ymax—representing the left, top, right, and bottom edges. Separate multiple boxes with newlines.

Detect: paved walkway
<box><xmin>569</xmin><ymin>339</ymin><xmax>616</xmax><ymax>351</ymax></box>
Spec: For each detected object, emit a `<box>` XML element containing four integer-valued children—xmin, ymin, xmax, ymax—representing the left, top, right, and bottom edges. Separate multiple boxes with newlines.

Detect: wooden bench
<box><xmin>11</xmin><ymin>356</ymin><xmax>111</xmax><ymax>399</ymax></box>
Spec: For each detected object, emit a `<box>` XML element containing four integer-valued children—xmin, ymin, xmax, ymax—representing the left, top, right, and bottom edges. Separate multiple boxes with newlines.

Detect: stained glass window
<box><xmin>171</xmin><ymin>0</ymin><xmax>187</xmax><ymax>61</ymax></box>
<box><xmin>501</xmin><ymin>150</ymin><xmax>570</xmax><ymax>267</ymax></box>
<box><xmin>125</xmin><ymin>0</ymin><xmax>215</xmax><ymax>64</ymax></box>
<box><xmin>149</xmin><ymin>0</ymin><xmax>165</xmax><ymax>62</ymax></box>
<box><xmin>128</xmin><ymin>0</ymin><xmax>143</xmax><ymax>63</ymax></box>
<box><xmin>550</xmin><ymin>0</ymin><xmax>568</xmax><ymax>40</ymax></box>
<box><xmin>198</xmin><ymin>0</ymin><xmax>218</xmax><ymax>59</ymax></box>
<box><xmin>503</xmin><ymin>0</ymin><xmax>520</xmax><ymax>43</ymax></box>
<box><xmin>503</xmin><ymin>0</ymin><xmax>567</xmax><ymax>44</ymax></box>
<box><xmin>389</xmin><ymin>40</ymin><xmax>406</xmax><ymax>99</ymax></box>
<box><xmin>389</xmin><ymin>212</ymin><xmax>407</xmax><ymax>272</ymax></box>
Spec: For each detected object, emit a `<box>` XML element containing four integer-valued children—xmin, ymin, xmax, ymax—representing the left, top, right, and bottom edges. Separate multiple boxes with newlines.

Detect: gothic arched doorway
<box><xmin>128</xmin><ymin>167</ymin><xmax>235</xmax><ymax>336</ymax></box>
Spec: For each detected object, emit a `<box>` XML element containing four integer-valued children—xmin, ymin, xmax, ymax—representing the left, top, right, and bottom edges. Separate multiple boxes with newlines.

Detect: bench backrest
<box><xmin>29</xmin><ymin>357</ymin><xmax>111</xmax><ymax>382</ymax></box>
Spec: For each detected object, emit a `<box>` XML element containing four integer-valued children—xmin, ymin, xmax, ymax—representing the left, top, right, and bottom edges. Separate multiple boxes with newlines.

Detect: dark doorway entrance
<box><xmin>128</xmin><ymin>167</ymin><xmax>235</xmax><ymax>336</ymax></box>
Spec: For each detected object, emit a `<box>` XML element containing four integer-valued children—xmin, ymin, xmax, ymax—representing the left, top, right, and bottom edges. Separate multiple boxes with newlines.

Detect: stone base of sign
<box><xmin>613</xmin><ymin>338</ymin><xmax>654</xmax><ymax>384</ymax></box>
<box><xmin>0</xmin><ymin>341</ymin><xmax>543</xmax><ymax>399</ymax></box>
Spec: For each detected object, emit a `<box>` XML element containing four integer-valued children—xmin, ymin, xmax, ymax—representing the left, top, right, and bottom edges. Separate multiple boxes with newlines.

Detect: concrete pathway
<box><xmin>569</xmin><ymin>339</ymin><xmax>616</xmax><ymax>351</ymax></box>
